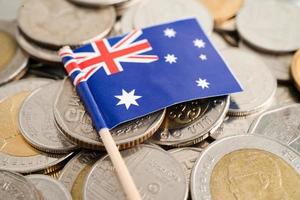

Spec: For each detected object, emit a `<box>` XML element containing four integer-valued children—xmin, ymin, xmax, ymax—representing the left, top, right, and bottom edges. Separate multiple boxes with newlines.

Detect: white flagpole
<box><xmin>99</xmin><ymin>128</ymin><xmax>142</xmax><ymax>200</ymax></box>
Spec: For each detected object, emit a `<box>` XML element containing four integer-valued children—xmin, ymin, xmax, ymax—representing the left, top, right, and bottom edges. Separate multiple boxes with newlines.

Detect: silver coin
<box><xmin>18</xmin><ymin>81</ymin><xmax>78</xmax><ymax>153</ymax></box>
<box><xmin>59</xmin><ymin>151</ymin><xmax>102</xmax><ymax>199</ymax></box>
<box><xmin>16</xmin><ymin>29</ymin><xmax>61</xmax><ymax>63</ymax></box>
<box><xmin>54</xmin><ymin>78</ymin><xmax>165</xmax><ymax>150</ymax></box>
<box><xmin>83</xmin><ymin>144</ymin><xmax>188</xmax><ymax>200</ymax></box>
<box><xmin>191</xmin><ymin>135</ymin><xmax>300</xmax><ymax>200</ymax></box>
<box><xmin>0</xmin><ymin>170</ymin><xmax>42</xmax><ymax>200</ymax></box>
<box><xmin>18</xmin><ymin>0</ymin><xmax>116</xmax><ymax>48</ymax></box>
<box><xmin>221</xmin><ymin>48</ymin><xmax>277</xmax><ymax>116</ymax></box>
<box><xmin>249</xmin><ymin>104</ymin><xmax>300</xmax><ymax>154</ymax></box>
<box><xmin>209</xmin><ymin>32</ymin><xmax>229</xmax><ymax>51</ymax></box>
<box><xmin>210</xmin><ymin>114</ymin><xmax>257</xmax><ymax>139</ymax></box>
<box><xmin>115</xmin><ymin>0</ymin><xmax>142</xmax><ymax>16</ymax></box>
<box><xmin>0</xmin><ymin>20</ymin><xmax>28</xmax><ymax>85</ymax></box>
<box><xmin>151</xmin><ymin>96</ymin><xmax>229</xmax><ymax>147</ymax></box>
<box><xmin>169</xmin><ymin>147</ymin><xmax>202</xmax><ymax>184</ymax></box>
<box><xmin>133</xmin><ymin>0</ymin><xmax>213</xmax><ymax>35</ymax></box>
<box><xmin>27</xmin><ymin>174</ymin><xmax>72</xmax><ymax>200</ymax></box>
<box><xmin>0</xmin><ymin>0</ymin><xmax>23</xmax><ymax>21</ymax></box>
<box><xmin>272</xmin><ymin>84</ymin><xmax>300</xmax><ymax>106</ymax></box>
<box><xmin>237</xmin><ymin>0</ymin><xmax>300</xmax><ymax>52</ymax></box>
<box><xmin>239</xmin><ymin>41</ymin><xmax>293</xmax><ymax>81</ymax></box>
<box><xmin>0</xmin><ymin>78</ymin><xmax>52</xmax><ymax>101</ymax></box>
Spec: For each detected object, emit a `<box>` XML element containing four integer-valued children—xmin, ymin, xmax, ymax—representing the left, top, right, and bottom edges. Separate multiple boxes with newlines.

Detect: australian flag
<box><xmin>59</xmin><ymin>18</ymin><xmax>242</xmax><ymax>131</ymax></box>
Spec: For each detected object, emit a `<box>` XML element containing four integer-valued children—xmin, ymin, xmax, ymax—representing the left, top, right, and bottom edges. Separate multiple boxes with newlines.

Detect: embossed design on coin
<box><xmin>221</xmin><ymin>48</ymin><xmax>276</xmax><ymax>116</ymax></box>
<box><xmin>249</xmin><ymin>104</ymin><xmax>300</xmax><ymax>154</ymax></box>
<box><xmin>211</xmin><ymin>149</ymin><xmax>300</xmax><ymax>200</ymax></box>
<box><xmin>18</xmin><ymin>0</ymin><xmax>116</xmax><ymax>47</ymax></box>
<box><xmin>0</xmin><ymin>92</ymin><xmax>72</xmax><ymax>173</ymax></box>
<box><xmin>54</xmin><ymin>79</ymin><xmax>165</xmax><ymax>150</ymax></box>
<box><xmin>83</xmin><ymin>145</ymin><xmax>188</xmax><ymax>200</ymax></box>
<box><xmin>27</xmin><ymin>174</ymin><xmax>72</xmax><ymax>200</ymax></box>
<box><xmin>0</xmin><ymin>20</ymin><xmax>28</xmax><ymax>85</ymax></box>
<box><xmin>191</xmin><ymin>135</ymin><xmax>300</xmax><ymax>200</ymax></box>
<box><xmin>151</xmin><ymin>96</ymin><xmax>229</xmax><ymax>147</ymax></box>
<box><xmin>0</xmin><ymin>170</ymin><xmax>41</xmax><ymax>200</ymax></box>
<box><xmin>19</xmin><ymin>82</ymin><xmax>77</xmax><ymax>153</ymax></box>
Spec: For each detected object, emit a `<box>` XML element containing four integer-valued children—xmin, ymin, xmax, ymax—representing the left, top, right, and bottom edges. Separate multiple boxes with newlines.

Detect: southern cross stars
<box><xmin>193</xmin><ymin>39</ymin><xmax>205</xmax><ymax>48</ymax></box>
<box><xmin>115</xmin><ymin>89</ymin><xmax>142</xmax><ymax>110</ymax></box>
<box><xmin>196</xmin><ymin>78</ymin><xmax>210</xmax><ymax>89</ymax></box>
<box><xmin>164</xmin><ymin>28</ymin><xmax>176</xmax><ymax>38</ymax></box>
<box><xmin>164</xmin><ymin>54</ymin><xmax>177</xmax><ymax>64</ymax></box>
<box><xmin>199</xmin><ymin>54</ymin><xmax>207</xmax><ymax>61</ymax></box>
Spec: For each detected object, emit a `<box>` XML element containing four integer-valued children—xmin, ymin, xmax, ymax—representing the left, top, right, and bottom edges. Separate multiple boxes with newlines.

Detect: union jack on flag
<box><xmin>59</xmin><ymin>18</ymin><xmax>242</xmax><ymax>130</ymax></box>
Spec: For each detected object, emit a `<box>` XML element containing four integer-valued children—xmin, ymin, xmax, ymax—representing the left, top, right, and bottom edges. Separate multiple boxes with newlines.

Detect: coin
<box><xmin>191</xmin><ymin>135</ymin><xmax>300</xmax><ymax>200</ymax></box>
<box><xmin>18</xmin><ymin>82</ymin><xmax>78</xmax><ymax>153</ymax></box>
<box><xmin>59</xmin><ymin>151</ymin><xmax>102</xmax><ymax>199</ymax></box>
<box><xmin>169</xmin><ymin>147</ymin><xmax>202</xmax><ymax>184</ymax></box>
<box><xmin>70</xmin><ymin>0</ymin><xmax>127</xmax><ymax>6</ymax></box>
<box><xmin>210</xmin><ymin>33</ymin><xmax>229</xmax><ymax>51</ymax></box>
<box><xmin>115</xmin><ymin>0</ymin><xmax>142</xmax><ymax>17</ymax></box>
<box><xmin>151</xmin><ymin>96</ymin><xmax>229</xmax><ymax>147</ymax></box>
<box><xmin>200</xmin><ymin>0</ymin><xmax>243</xmax><ymax>24</ymax></box>
<box><xmin>27</xmin><ymin>174</ymin><xmax>72</xmax><ymax>200</ymax></box>
<box><xmin>18</xmin><ymin>0</ymin><xmax>116</xmax><ymax>48</ymax></box>
<box><xmin>249</xmin><ymin>104</ymin><xmax>300</xmax><ymax>154</ymax></box>
<box><xmin>221</xmin><ymin>48</ymin><xmax>276</xmax><ymax>116</ymax></box>
<box><xmin>83</xmin><ymin>144</ymin><xmax>188</xmax><ymax>200</ymax></box>
<box><xmin>16</xmin><ymin>29</ymin><xmax>61</xmax><ymax>63</ymax></box>
<box><xmin>0</xmin><ymin>20</ymin><xmax>28</xmax><ymax>85</ymax></box>
<box><xmin>210</xmin><ymin>114</ymin><xmax>256</xmax><ymax>139</ymax></box>
<box><xmin>0</xmin><ymin>170</ymin><xmax>42</xmax><ymax>200</ymax></box>
<box><xmin>236</xmin><ymin>0</ymin><xmax>300</xmax><ymax>52</ymax></box>
<box><xmin>0</xmin><ymin>0</ymin><xmax>23</xmax><ymax>21</ymax></box>
<box><xmin>120</xmin><ymin>5</ymin><xmax>138</xmax><ymax>34</ymax></box>
<box><xmin>0</xmin><ymin>78</ymin><xmax>52</xmax><ymax>101</ymax></box>
<box><xmin>0</xmin><ymin>92</ymin><xmax>72</xmax><ymax>173</ymax></box>
<box><xmin>133</xmin><ymin>0</ymin><xmax>213</xmax><ymax>35</ymax></box>
<box><xmin>54</xmin><ymin>78</ymin><xmax>165</xmax><ymax>150</ymax></box>
<box><xmin>239</xmin><ymin>41</ymin><xmax>293</xmax><ymax>82</ymax></box>
<box><xmin>291</xmin><ymin>49</ymin><xmax>300</xmax><ymax>91</ymax></box>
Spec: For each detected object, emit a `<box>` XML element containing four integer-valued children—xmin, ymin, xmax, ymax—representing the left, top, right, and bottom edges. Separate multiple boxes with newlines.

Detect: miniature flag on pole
<box><xmin>59</xmin><ymin>18</ymin><xmax>242</xmax><ymax>200</ymax></box>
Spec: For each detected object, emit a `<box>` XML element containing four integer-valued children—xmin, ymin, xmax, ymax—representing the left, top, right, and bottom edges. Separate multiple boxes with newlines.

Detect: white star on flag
<box><xmin>196</xmin><ymin>78</ymin><xmax>210</xmax><ymax>89</ymax></box>
<box><xmin>193</xmin><ymin>39</ymin><xmax>206</xmax><ymax>48</ymax></box>
<box><xmin>199</xmin><ymin>54</ymin><xmax>207</xmax><ymax>61</ymax></box>
<box><xmin>164</xmin><ymin>28</ymin><xmax>176</xmax><ymax>38</ymax></box>
<box><xmin>115</xmin><ymin>89</ymin><xmax>142</xmax><ymax>110</ymax></box>
<box><xmin>164</xmin><ymin>54</ymin><xmax>177</xmax><ymax>64</ymax></box>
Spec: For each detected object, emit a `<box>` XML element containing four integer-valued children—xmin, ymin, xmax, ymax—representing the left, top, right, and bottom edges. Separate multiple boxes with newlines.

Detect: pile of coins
<box><xmin>0</xmin><ymin>0</ymin><xmax>300</xmax><ymax>199</ymax></box>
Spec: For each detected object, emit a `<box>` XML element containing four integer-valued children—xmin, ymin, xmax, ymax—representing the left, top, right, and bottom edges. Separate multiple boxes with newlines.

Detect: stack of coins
<box><xmin>1</xmin><ymin>0</ymin><xmax>300</xmax><ymax>199</ymax></box>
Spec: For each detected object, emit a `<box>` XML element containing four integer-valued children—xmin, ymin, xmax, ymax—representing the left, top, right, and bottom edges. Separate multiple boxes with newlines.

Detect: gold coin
<box><xmin>0</xmin><ymin>31</ymin><xmax>17</xmax><ymax>71</ymax></box>
<box><xmin>291</xmin><ymin>49</ymin><xmax>300</xmax><ymax>92</ymax></box>
<box><xmin>200</xmin><ymin>0</ymin><xmax>244</xmax><ymax>24</ymax></box>
<box><xmin>210</xmin><ymin>149</ymin><xmax>300</xmax><ymax>200</ymax></box>
<box><xmin>0</xmin><ymin>91</ymin><xmax>39</xmax><ymax>156</ymax></box>
<box><xmin>71</xmin><ymin>164</ymin><xmax>93</xmax><ymax>200</ymax></box>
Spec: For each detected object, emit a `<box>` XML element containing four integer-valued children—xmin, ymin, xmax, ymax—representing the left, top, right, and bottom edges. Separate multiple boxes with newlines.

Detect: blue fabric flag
<box><xmin>59</xmin><ymin>18</ymin><xmax>242</xmax><ymax>131</ymax></box>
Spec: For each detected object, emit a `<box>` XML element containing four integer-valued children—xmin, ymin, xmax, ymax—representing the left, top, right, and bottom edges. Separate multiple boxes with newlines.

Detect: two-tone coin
<box><xmin>59</xmin><ymin>151</ymin><xmax>102</xmax><ymax>199</ymax></box>
<box><xmin>0</xmin><ymin>170</ymin><xmax>42</xmax><ymax>200</ymax></box>
<box><xmin>0</xmin><ymin>78</ymin><xmax>52</xmax><ymax>101</ymax></box>
<box><xmin>18</xmin><ymin>0</ymin><xmax>116</xmax><ymax>48</ymax></box>
<box><xmin>249</xmin><ymin>104</ymin><xmax>300</xmax><ymax>154</ymax></box>
<box><xmin>191</xmin><ymin>135</ymin><xmax>300</xmax><ymax>200</ymax></box>
<box><xmin>83</xmin><ymin>144</ymin><xmax>188</xmax><ymax>200</ymax></box>
<box><xmin>27</xmin><ymin>174</ymin><xmax>72</xmax><ymax>200</ymax></box>
<box><xmin>54</xmin><ymin>79</ymin><xmax>165</xmax><ymax>150</ymax></box>
<box><xmin>0</xmin><ymin>92</ymin><xmax>72</xmax><ymax>173</ymax></box>
<box><xmin>18</xmin><ymin>81</ymin><xmax>78</xmax><ymax>153</ymax></box>
<box><xmin>236</xmin><ymin>0</ymin><xmax>300</xmax><ymax>52</ymax></box>
<box><xmin>0</xmin><ymin>20</ymin><xmax>28</xmax><ymax>85</ymax></box>
<box><xmin>151</xmin><ymin>96</ymin><xmax>229</xmax><ymax>147</ymax></box>
<box><xmin>221</xmin><ymin>48</ymin><xmax>276</xmax><ymax>116</ymax></box>
<box><xmin>291</xmin><ymin>49</ymin><xmax>300</xmax><ymax>91</ymax></box>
